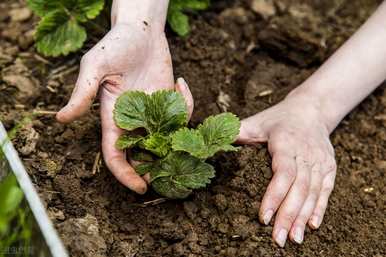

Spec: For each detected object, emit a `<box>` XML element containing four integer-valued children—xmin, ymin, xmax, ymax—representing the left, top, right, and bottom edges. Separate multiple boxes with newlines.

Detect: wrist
<box><xmin>285</xmin><ymin>85</ymin><xmax>339</xmax><ymax>134</ymax></box>
<box><xmin>112</xmin><ymin>0</ymin><xmax>169</xmax><ymax>33</ymax></box>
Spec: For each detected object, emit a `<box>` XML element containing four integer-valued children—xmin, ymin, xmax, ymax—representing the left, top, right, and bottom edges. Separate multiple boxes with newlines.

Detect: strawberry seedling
<box><xmin>113</xmin><ymin>90</ymin><xmax>240</xmax><ymax>199</ymax></box>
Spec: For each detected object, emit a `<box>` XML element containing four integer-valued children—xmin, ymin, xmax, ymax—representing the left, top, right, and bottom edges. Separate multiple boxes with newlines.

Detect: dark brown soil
<box><xmin>1</xmin><ymin>0</ymin><xmax>385</xmax><ymax>256</ymax></box>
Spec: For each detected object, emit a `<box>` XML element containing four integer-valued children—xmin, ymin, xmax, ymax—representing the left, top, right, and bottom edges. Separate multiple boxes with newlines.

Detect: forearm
<box><xmin>289</xmin><ymin>2</ymin><xmax>386</xmax><ymax>133</ymax></box>
<box><xmin>111</xmin><ymin>0</ymin><xmax>169</xmax><ymax>32</ymax></box>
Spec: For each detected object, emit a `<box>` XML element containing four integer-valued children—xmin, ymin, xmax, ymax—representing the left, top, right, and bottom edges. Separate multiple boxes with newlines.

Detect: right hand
<box><xmin>237</xmin><ymin>94</ymin><xmax>337</xmax><ymax>246</ymax></box>
<box><xmin>56</xmin><ymin>22</ymin><xmax>194</xmax><ymax>194</ymax></box>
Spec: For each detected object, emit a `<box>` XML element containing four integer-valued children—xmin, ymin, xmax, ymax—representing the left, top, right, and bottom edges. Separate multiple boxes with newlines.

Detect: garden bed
<box><xmin>0</xmin><ymin>0</ymin><xmax>385</xmax><ymax>256</ymax></box>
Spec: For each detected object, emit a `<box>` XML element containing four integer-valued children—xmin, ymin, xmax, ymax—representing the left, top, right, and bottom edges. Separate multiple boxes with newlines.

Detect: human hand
<box><xmin>56</xmin><ymin>22</ymin><xmax>194</xmax><ymax>194</ymax></box>
<box><xmin>237</xmin><ymin>93</ymin><xmax>337</xmax><ymax>247</ymax></box>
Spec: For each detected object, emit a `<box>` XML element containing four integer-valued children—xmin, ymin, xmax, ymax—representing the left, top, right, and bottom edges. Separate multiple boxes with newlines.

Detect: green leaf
<box><xmin>170</xmin><ymin>127</ymin><xmax>206</xmax><ymax>156</ymax></box>
<box><xmin>169</xmin><ymin>0</ymin><xmax>210</xmax><ymax>11</ymax></box>
<box><xmin>172</xmin><ymin>113</ymin><xmax>240</xmax><ymax>159</ymax></box>
<box><xmin>183</xmin><ymin>0</ymin><xmax>210</xmax><ymax>10</ymax></box>
<box><xmin>198</xmin><ymin>112</ymin><xmax>240</xmax><ymax>149</ymax></box>
<box><xmin>152</xmin><ymin>177</ymin><xmax>192</xmax><ymax>199</ymax></box>
<box><xmin>115</xmin><ymin>135</ymin><xmax>143</xmax><ymax>150</ymax></box>
<box><xmin>27</xmin><ymin>0</ymin><xmax>104</xmax><ymax>20</ymax></box>
<box><xmin>114</xmin><ymin>90</ymin><xmax>188</xmax><ymax>134</ymax></box>
<box><xmin>113</xmin><ymin>91</ymin><xmax>148</xmax><ymax>132</ymax></box>
<box><xmin>140</xmin><ymin>133</ymin><xmax>171</xmax><ymax>157</ymax></box>
<box><xmin>0</xmin><ymin>175</ymin><xmax>24</xmax><ymax>216</ymax></box>
<box><xmin>26</xmin><ymin>0</ymin><xmax>61</xmax><ymax>17</ymax></box>
<box><xmin>27</xmin><ymin>0</ymin><xmax>104</xmax><ymax>56</ymax></box>
<box><xmin>76</xmin><ymin>0</ymin><xmax>105</xmax><ymax>21</ymax></box>
<box><xmin>167</xmin><ymin>0</ymin><xmax>210</xmax><ymax>36</ymax></box>
<box><xmin>35</xmin><ymin>10</ymin><xmax>87</xmax><ymax>57</ymax></box>
<box><xmin>135</xmin><ymin>162</ymin><xmax>157</xmax><ymax>176</ymax></box>
<box><xmin>168</xmin><ymin>10</ymin><xmax>190</xmax><ymax>37</ymax></box>
<box><xmin>150</xmin><ymin>152</ymin><xmax>215</xmax><ymax>199</ymax></box>
<box><xmin>145</xmin><ymin>90</ymin><xmax>188</xmax><ymax>133</ymax></box>
<box><xmin>131</xmin><ymin>150</ymin><xmax>155</xmax><ymax>162</ymax></box>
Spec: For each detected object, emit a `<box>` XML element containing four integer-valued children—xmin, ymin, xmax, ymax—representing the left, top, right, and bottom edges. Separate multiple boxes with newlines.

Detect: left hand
<box><xmin>237</xmin><ymin>94</ymin><xmax>337</xmax><ymax>247</ymax></box>
<box><xmin>56</xmin><ymin>22</ymin><xmax>193</xmax><ymax>194</ymax></box>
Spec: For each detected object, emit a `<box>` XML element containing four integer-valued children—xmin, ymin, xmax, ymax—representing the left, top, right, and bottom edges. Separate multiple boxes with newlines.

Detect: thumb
<box><xmin>175</xmin><ymin>77</ymin><xmax>194</xmax><ymax>120</ymax></box>
<box><xmin>56</xmin><ymin>55</ymin><xmax>103</xmax><ymax>123</ymax></box>
<box><xmin>236</xmin><ymin>114</ymin><xmax>269</xmax><ymax>145</ymax></box>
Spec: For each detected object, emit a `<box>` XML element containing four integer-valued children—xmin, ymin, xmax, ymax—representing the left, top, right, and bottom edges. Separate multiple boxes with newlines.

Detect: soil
<box><xmin>1</xmin><ymin>0</ymin><xmax>385</xmax><ymax>256</ymax></box>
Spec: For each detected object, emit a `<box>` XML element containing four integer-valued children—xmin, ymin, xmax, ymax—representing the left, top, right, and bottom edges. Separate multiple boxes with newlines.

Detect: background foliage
<box><xmin>27</xmin><ymin>0</ymin><xmax>210</xmax><ymax>57</ymax></box>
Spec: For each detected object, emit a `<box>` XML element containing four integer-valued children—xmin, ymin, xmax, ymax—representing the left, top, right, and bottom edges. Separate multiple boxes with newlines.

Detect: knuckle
<box><xmin>322</xmin><ymin>184</ymin><xmax>334</xmax><ymax>194</ymax></box>
<box><xmin>280</xmin><ymin>211</ymin><xmax>297</xmax><ymax>223</ymax></box>
<box><xmin>311</xmin><ymin>162</ymin><xmax>322</xmax><ymax>175</ymax></box>
<box><xmin>273</xmin><ymin>130</ymin><xmax>288</xmax><ymax>141</ymax></box>
<box><xmin>270</xmin><ymin>193</ymin><xmax>285</xmax><ymax>206</ymax></box>
<box><xmin>80</xmin><ymin>53</ymin><xmax>92</xmax><ymax>65</ymax></box>
<box><xmin>286</xmin><ymin>167</ymin><xmax>297</xmax><ymax>179</ymax></box>
<box><xmin>272</xmin><ymin>130</ymin><xmax>294</xmax><ymax>147</ymax></box>
<box><xmin>295</xmin><ymin>214</ymin><xmax>309</xmax><ymax>225</ymax></box>
<box><xmin>275</xmin><ymin>165</ymin><xmax>296</xmax><ymax>180</ymax></box>
<box><xmin>300</xmin><ymin>146</ymin><xmax>313</xmax><ymax>161</ymax></box>
<box><xmin>308</xmin><ymin>191</ymin><xmax>319</xmax><ymax>203</ymax></box>
<box><xmin>271</xmin><ymin>157</ymin><xmax>282</xmax><ymax>173</ymax></box>
<box><xmin>315</xmin><ymin>149</ymin><xmax>327</xmax><ymax>164</ymax></box>
<box><xmin>296</xmin><ymin>175</ymin><xmax>311</xmax><ymax>195</ymax></box>
<box><xmin>325</xmin><ymin>158</ymin><xmax>337</xmax><ymax>173</ymax></box>
<box><xmin>298</xmin><ymin>181</ymin><xmax>310</xmax><ymax>196</ymax></box>
<box><xmin>81</xmin><ymin>52</ymin><xmax>102</xmax><ymax>67</ymax></box>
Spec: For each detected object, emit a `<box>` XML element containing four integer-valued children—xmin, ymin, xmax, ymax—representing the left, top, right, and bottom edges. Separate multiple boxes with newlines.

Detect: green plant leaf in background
<box><xmin>27</xmin><ymin>0</ymin><xmax>104</xmax><ymax>56</ymax></box>
<box><xmin>27</xmin><ymin>0</ymin><xmax>209</xmax><ymax>56</ymax></box>
<box><xmin>76</xmin><ymin>0</ymin><xmax>105</xmax><ymax>21</ymax></box>
<box><xmin>35</xmin><ymin>10</ymin><xmax>87</xmax><ymax>57</ymax></box>
<box><xmin>168</xmin><ymin>0</ymin><xmax>210</xmax><ymax>36</ymax></box>
<box><xmin>0</xmin><ymin>175</ymin><xmax>24</xmax><ymax>234</ymax></box>
<box><xmin>168</xmin><ymin>8</ymin><xmax>190</xmax><ymax>37</ymax></box>
<box><xmin>26</xmin><ymin>0</ymin><xmax>60</xmax><ymax>17</ymax></box>
<box><xmin>172</xmin><ymin>112</ymin><xmax>240</xmax><ymax>158</ymax></box>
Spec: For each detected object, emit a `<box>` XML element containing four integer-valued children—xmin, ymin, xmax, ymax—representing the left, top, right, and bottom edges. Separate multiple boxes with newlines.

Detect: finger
<box><xmin>100</xmin><ymin>92</ymin><xmax>147</xmax><ymax>194</ymax></box>
<box><xmin>143</xmin><ymin>173</ymin><xmax>151</xmax><ymax>184</ymax></box>
<box><xmin>56</xmin><ymin>54</ymin><xmax>103</xmax><ymax>123</ymax></box>
<box><xmin>273</xmin><ymin>156</ymin><xmax>311</xmax><ymax>247</ymax></box>
<box><xmin>175</xmin><ymin>77</ymin><xmax>194</xmax><ymax>120</ymax></box>
<box><xmin>128</xmin><ymin>158</ymin><xmax>151</xmax><ymax>184</ymax></box>
<box><xmin>129</xmin><ymin>159</ymin><xmax>142</xmax><ymax>168</ymax></box>
<box><xmin>309</xmin><ymin>160</ymin><xmax>336</xmax><ymax>229</ymax></box>
<box><xmin>259</xmin><ymin>152</ymin><xmax>297</xmax><ymax>225</ymax></box>
<box><xmin>236</xmin><ymin>115</ymin><xmax>268</xmax><ymax>144</ymax></box>
<box><xmin>289</xmin><ymin>162</ymin><xmax>322</xmax><ymax>244</ymax></box>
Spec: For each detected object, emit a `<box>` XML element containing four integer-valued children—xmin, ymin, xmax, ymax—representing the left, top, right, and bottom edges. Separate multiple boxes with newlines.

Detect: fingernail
<box><xmin>275</xmin><ymin>229</ymin><xmax>288</xmax><ymax>247</ymax></box>
<box><xmin>262</xmin><ymin>209</ymin><xmax>273</xmax><ymax>225</ymax></box>
<box><xmin>177</xmin><ymin>77</ymin><xmax>188</xmax><ymax>88</ymax></box>
<box><xmin>293</xmin><ymin>227</ymin><xmax>304</xmax><ymax>244</ymax></box>
<box><xmin>310</xmin><ymin>215</ymin><xmax>320</xmax><ymax>229</ymax></box>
